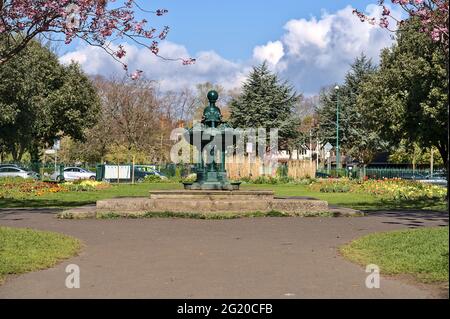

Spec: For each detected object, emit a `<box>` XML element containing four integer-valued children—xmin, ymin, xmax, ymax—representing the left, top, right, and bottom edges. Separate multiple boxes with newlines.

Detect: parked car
<box><xmin>51</xmin><ymin>167</ymin><xmax>96</xmax><ymax>181</ymax></box>
<box><xmin>418</xmin><ymin>173</ymin><xmax>447</xmax><ymax>187</ymax></box>
<box><xmin>316</xmin><ymin>171</ymin><xmax>331</xmax><ymax>178</ymax></box>
<box><xmin>0</xmin><ymin>166</ymin><xmax>39</xmax><ymax>179</ymax></box>
<box><xmin>398</xmin><ymin>172</ymin><xmax>426</xmax><ymax>180</ymax></box>
<box><xmin>0</xmin><ymin>163</ymin><xmax>19</xmax><ymax>168</ymax></box>
<box><xmin>134</xmin><ymin>165</ymin><xmax>167</xmax><ymax>182</ymax></box>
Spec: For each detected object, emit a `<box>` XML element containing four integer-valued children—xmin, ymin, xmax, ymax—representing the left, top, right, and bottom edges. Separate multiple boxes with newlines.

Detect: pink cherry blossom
<box><xmin>380</xmin><ymin>17</ymin><xmax>390</xmax><ymax>28</ymax></box>
<box><xmin>115</xmin><ymin>45</ymin><xmax>127</xmax><ymax>59</ymax></box>
<box><xmin>131</xmin><ymin>69</ymin><xmax>143</xmax><ymax>80</ymax></box>
<box><xmin>353</xmin><ymin>0</ymin><xmax>448</xmax><ymax>55</ymax></box>
<box><xmin>0</xmin><ymin>1</ymin><xmax>195</xmax><ymax>79</ymax></box>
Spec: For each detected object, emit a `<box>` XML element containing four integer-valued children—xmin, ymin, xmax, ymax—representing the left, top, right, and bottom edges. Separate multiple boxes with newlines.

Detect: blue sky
<box><xmin>137</xmin><ymin>0</ymin><xmax>377</xmax><ymax>61</ymax></box>
<box><xmin>60</xmin><ymin>1</ymin><xmax>399</xmax><ymax>95</ymax></box>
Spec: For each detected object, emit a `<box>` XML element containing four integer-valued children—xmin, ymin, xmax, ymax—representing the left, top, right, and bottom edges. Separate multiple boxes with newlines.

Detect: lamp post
<box><xmin>335</xmin><ymin>86</ymin><xmax>340</xmax><ymax>173</ymax></box>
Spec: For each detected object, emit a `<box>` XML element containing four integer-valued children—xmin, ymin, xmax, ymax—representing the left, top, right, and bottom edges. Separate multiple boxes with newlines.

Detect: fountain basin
<box><xmin>93</xmin><ymin>190</ymin><xmax>330</xmax><ymax>215</ymax></box>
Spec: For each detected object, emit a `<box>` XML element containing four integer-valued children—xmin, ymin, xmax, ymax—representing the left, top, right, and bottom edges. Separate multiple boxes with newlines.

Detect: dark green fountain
<box><xmin>183</xmin><ymin>90</ymin><xmax>240</xmax><ymax>190</ymax></box>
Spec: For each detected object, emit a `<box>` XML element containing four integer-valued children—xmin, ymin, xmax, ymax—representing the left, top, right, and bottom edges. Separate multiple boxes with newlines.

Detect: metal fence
<box><xmin>316</xmin><ymin>167</ymin><xmax>443</xmax><ymax>179</ymax></box>
<box><xmin>1</xmin><ymin>161</ymin><xmax>444</xmax><ymax>182</ymax></box>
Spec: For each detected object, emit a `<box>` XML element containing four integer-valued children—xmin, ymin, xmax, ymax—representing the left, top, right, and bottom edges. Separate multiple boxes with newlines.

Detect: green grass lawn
<box><xmin>0</xmin><ymin>182</ymin><xmax>447</xmax><ymax>211</ymax></box>
<box><xmin>341</xmin><ymin>227</ymin><xmax>449</xmax><ymax>283</ymax></box>
<box><xmin>0</xmin><ymin>182</ymin><xmax>179</xmax><ymax>208</ymax></box>
<box><xmin>243</xmin><ymin>184</ymin><xmax>447</xmax><ymax>211</ymax></box>
<box><xmin>0</xmin><ymin>226</ymin><xmax>81</xmax><ymax>283</ymax></box>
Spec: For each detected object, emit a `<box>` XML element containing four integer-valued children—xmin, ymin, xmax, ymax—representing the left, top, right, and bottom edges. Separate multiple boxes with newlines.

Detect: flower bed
<box><xmin>0</xmin><ymin>178</ymin><xmax>110</xmax><ymax>199</ymax></box>
<box><xmin>358</xmin><ymin>178</ymin><xmax>446</xmax><ymax>200</ymax></box>
<box><xmin>0</xmin><ymin>178</ymin><xmax>65</xmax><ymax>199</ymax></box>
<box><xmin>62</xmin><ymin>179</ymin><xmax>110</xmax><ymax>192</ymax></box>
<box><xmin>309</xmin><ymin>178</ymin><xmax>446</xmax><ymax>201</ymax></box>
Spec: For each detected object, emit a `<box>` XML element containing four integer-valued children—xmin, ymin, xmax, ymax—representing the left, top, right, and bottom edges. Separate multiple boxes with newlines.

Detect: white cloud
<box><xmin>60</xmin><ymin>41</ymin><xmax>248</xmax><ymax>92</ymax></box>
<box><xmin>283</xmin><ymin>17</ymin><xmax>330</xmax><ymax>55</ymax></box>
<box><xmin>253</xmin><ymin>41</ymin><xmax>285</xmax><ymax>66</ymax></box>
<box><xmin>276</xmin><ymin>4</ymin><xmax>401</xmax><ymax>95</ymax></box>
<box><xmin>60</xmin><ymin>4</ymin><xmax>400</xmax><ymax>95</ymax></box>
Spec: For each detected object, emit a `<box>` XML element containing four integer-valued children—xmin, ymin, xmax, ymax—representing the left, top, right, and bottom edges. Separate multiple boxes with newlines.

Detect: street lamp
<box><xmin>335</xmin><ymin>86</ymin><xmax>340</xmax><ymax>173</ymax></box>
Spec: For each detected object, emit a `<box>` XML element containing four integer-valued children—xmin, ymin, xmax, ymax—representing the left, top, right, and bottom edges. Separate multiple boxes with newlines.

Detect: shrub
<box><xmin>143</xmin><ymin>174</ymin><xmax>165</xmax><ymax>183</ymax></box>
<box><xmin>237</xmin><ymin>176</ymin><xmax>252</xmax><ymax>183</ymax></box>
<box><xmin>232</xmin><ymin>176</ymin><xmax>316</xmax><ymax>185</ymax></box>
<box><xmin>291</xmin><ymin>177</ymin><xmax>316</xmax><ymax>185</ymax></box>
<box><xmin>181</xmin><ymin>173</ymin><xmax>197</xmax><ymax>183</ymax></box>
<box><xmin>319</xmin><ymin>183</ymin><xmax>351</xmax><ymax>193</ymax></box>
<box><xmin>252</xmin><ymin>176</ymin><xmax>279</xmax><ymax>184</ymax></box>
<box><xmin>309</xmin><ymin>178</ymin><xmax>354</xmax><ymax>193</ymax></box>
<box><xmin>62</xmin><ymin>180</ymin><xmax>110</xmax><ymax>192</ymax></box>
<box><xmin>175</xmin><ymin>166</ymin><xmax>182</xmax><ymax>180</ymax></box>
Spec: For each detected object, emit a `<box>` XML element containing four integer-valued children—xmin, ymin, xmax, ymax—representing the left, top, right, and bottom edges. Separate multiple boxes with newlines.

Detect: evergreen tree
<box><xmin>229</xmin><ymin>62</ymin><xmax>301</xmax><ymax>151</ymax></box>
<box><xmin>317</xmin><ymin>54</ymin><xmax>388</xmax><ymax>164</ymax></box>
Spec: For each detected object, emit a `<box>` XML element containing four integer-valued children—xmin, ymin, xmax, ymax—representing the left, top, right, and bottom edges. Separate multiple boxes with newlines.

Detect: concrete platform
<box><xmin>58</xmin><ymin>190</ymin><xmax>364</xmax><ymax>219</ymax></box>
<box><xmin>92</xmin><ymin>190</ymin><xmax>328</xmax><ymax>215</ymax></box>
<box><xmin>149</xmin><ymin>190</ymin><xmax>275</xmax><ymax>200</ymax></box>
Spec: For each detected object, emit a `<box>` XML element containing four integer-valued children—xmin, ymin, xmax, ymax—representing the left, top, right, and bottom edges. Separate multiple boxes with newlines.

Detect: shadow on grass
<box><xmin>0</xmin><ymin>198</ymin><xmax>95</xmax><ymax>209</ymax></box>
<box><xmin>342</xmin><ymin>197</ymin><xmax>448</xmax><ymax>213</ymax></box>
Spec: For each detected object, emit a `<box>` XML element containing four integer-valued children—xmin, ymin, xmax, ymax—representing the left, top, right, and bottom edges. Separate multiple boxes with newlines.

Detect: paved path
<box><xmin>0</xmin><ymin>208</ymin><xmax>447</xmax><ymax>299</ymax></box>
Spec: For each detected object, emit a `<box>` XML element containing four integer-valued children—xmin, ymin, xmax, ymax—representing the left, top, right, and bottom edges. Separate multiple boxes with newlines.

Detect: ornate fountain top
<box><xmin>202</xmin><ymin>90</ymin><xmax>222</xmax><ymax>126</ymax></box>
<box><xmin>207</xmin><ymin>90</ymin><xmax>219</xmax><ymax>103</ymax></box>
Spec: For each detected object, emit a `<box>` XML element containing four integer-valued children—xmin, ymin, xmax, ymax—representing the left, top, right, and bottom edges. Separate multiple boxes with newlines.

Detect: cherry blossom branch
<box><xmin>0</xmin><ymin>0</ymin><xmax>195</xmax><ymax>79</ymax></box>
<box><xmin>353</xmin><ymin>0</ymin><xmax>449</xmax><ymax>54</ymax></box>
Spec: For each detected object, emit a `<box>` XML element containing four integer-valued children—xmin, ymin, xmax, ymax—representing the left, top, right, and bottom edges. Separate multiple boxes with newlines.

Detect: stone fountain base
<box><xmin>183</xmin><ymin>181</ymin><xmax>241</xmax><ymax>191</ymax></box>
<box><xmin>182</xmin><ymin>171</ymin><xmax>241</xmax><ymax>190</ymax></box>
<box><xmin>94</xmin><ymin>190</ymin><xmax>329</xmax><ymax>215</ymax></box>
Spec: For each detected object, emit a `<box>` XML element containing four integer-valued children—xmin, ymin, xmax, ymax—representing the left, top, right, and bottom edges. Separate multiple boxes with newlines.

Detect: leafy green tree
<box><xmin>358</xmin><ymin>18</ymin><xmax>448</xmax><ymax>168</ymax></box>
<box><xmin>389</xmin><ymin>141</ymin><xmax>443</xmax><ymax>167</ymax></box>
<box><xmin>317</xmin><ymin>54</ymin><xmax>388</xmax><ymax>164</ymax></box>
<box><xmin>229</xmin><ymin>62</ymin><xmax>301</xmax><ymax>151</ymax></box>
<box><xmin>0</xmin><ymin>40</ymin><xmax>100</xmax><ymax>161</ymax></box>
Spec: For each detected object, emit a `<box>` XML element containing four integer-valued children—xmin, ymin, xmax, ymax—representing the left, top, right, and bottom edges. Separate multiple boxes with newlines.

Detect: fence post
<box><xmin>131</xmin><ymin>156</ymin><xmax>135</xmax><ymax>184</ymax></box>
<box><xmin>95</xmin><ymin>164</ymin><xmax>103</xmax><ymax>182</ymax></box>
<box><xmin>58</xmin><ymin>164</ymin><xmax>65</xmax><ymax>182</ymax></box>
<box><xmin>117</xmin><ymin>160</ymin><xmax>120</xmax><ymax>184</ymax></box>
<box><xmin>39</xmin><ymin>165</ymin><xmax>44</xmax><ymax>181</ymax></box>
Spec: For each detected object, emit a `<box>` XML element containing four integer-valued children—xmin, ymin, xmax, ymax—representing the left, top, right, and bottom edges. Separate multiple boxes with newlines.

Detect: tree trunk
<box><xmin>436</xmin><ymin>144</ymin><xmax>448</xmax><ymax>173</ymax></box>
<box><xmin>11</xmin><ymin>144</ymin><xmax>19</xmax><ymax>162</ymax></box>
<box><xmin>29</xmin><ymin>143</ymin><xmax>41</xmax><ymax>164</ymax></box>
<box><xmin>436</xmin><ymin>142</ymin><xmax>449</xmax><ymax>202</ymax></box>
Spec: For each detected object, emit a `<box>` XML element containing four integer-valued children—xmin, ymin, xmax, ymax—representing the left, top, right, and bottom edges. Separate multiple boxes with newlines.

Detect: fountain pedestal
<box><xmin>93</xmin><ymin>190</ymin><xmax>330</xmax><ymax>215</ymax></box>
<box><xmin>183</xmin><ymin>171</ymin><xmax>241</xmax><ymax>190</ymax></box>
<box><xmin>183</xmin><ymin>90</ymin><xmax>238</xmax><ymax>190</ymax></box>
